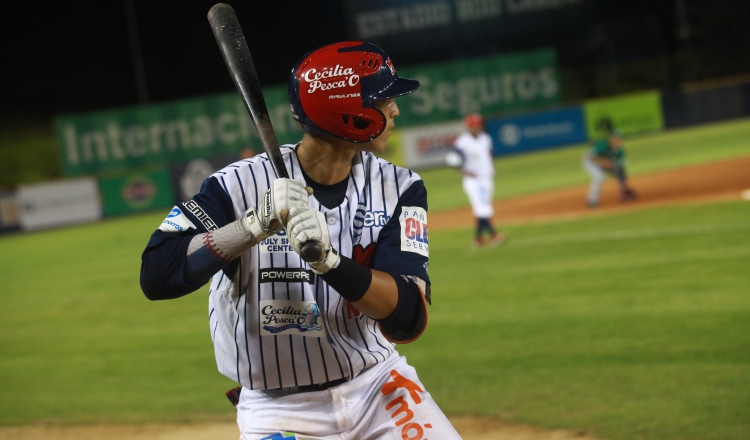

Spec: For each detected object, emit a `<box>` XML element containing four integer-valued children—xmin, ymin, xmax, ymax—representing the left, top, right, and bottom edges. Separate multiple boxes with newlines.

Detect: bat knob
<box><xmin>299</xmin><ymin>242</ymin><xmax>324</xmax><ymax>263</ymax></box>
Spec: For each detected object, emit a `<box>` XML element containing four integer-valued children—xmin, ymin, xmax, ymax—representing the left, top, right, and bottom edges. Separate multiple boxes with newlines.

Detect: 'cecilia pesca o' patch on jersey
<box><xmin>400</xmin><ymin>206</ymin><xmax>428</xmax><ymax>257</ymax></box>
<box><xmin>260</xmin><ymin>300</ymin><xmax>325</xmax><ymax>337</ymax></box>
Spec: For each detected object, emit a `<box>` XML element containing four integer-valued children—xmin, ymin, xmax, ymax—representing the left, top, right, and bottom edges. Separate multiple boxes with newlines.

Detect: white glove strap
<box><xmin>241</xmin><ymin>207</ymin><xmax>276</xmax><ymax>243</ymax></box>
<box><xmin>309</xmin><ymin>245</ymin><xmax>341</xmax><ymax>275</ymax></box>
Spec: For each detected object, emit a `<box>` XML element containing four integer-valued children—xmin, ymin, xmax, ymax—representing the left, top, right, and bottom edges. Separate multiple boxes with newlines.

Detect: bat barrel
<box><xmin>207</xmin><ymin>3</ymin><xmax>288</xmax><ymax>179</ymax></box>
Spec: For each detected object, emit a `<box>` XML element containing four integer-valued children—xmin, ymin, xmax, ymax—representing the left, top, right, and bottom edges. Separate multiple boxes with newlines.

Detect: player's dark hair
<box><xmin>597</xmin><ymin>117</ymin><xmax>615</xmax><ymax>134</ymax></box>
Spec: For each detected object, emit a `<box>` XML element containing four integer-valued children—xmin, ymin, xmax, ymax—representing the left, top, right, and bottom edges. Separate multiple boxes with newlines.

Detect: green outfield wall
<box><xmin>55</xmin><ymin>88</ymin><xmax>301</xmax><ymax>178</ymax></box>
<box><xmin>583</xmin><ymin>90</ymin><xmax>665</xmax><ymax>138</ymax></box>
<box><xmin>54</xmin><ymin>49</ymin><xmax>559</xmax><ymax>178</ymax></box>
<box><xmin>397</xmin><ymin>49</ymin><xmax>561</xmax><ymax>126</ymax></box>
<box><xmin>98</xmin><ymin>169</ymin><xmax>175</xmax><ymax>216</ymax></box>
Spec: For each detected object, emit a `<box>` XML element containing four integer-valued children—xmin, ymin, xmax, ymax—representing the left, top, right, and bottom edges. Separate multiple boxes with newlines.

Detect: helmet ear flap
<box><xmin>343</xmin><ymin>115</ymin><xmax>369</xmax><ymax>130</ymax></box>
<box><xmin>341</xmin><ymin>107</ymin><xmax>385</xmax><ymax>142</ymax></box>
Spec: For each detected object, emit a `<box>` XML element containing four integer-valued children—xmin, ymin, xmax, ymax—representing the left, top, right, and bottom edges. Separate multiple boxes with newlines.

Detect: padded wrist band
<box><xmin>309</xmin><ymin>246</ymin><xmax>341</xmax><ymax>274</ymax></box>
<box><xmin>320</xmin><ymin>255</ymin><xmax>372</xmax><ymax>303</ymax></box>
<box><xmin>241</xmin><ymin>207</ymin><xmax>275</xmax><ymax>242</ymax></box>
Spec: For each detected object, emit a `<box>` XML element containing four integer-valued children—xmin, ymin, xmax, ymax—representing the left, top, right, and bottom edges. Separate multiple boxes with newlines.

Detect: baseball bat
<box><xmin>207</xmin><ymin>3</ymin><xmax>322</xmax><ymax>262</ymax></box>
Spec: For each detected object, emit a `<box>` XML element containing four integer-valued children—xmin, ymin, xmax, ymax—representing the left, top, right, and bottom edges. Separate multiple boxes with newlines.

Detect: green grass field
<box><xmin>1</xmin><ymin>119</ymin><xmax>749</xmax><ymax>439</ymax></box>
<box><xmin>407</xmin><ymin>200</ymin><xmax>750</xmax><ymax>440</ymax></box>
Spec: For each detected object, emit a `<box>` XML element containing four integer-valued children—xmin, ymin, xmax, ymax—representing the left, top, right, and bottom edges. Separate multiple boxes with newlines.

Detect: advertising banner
<box><xmin>662</xmin><ymin>82</ymin><xmax>750</xmax><ymax>128</ymax></box>
<box><xmin>397</xmin><ymin>49</ymin><xmax>561</xmax><ymax>127</ymax></box>
<box><xmin>170</xmin><ymin>155</ymin><xmax>239</xmax><ymax>202</ymax></box>
<box><xmin>56</xmin><ymin>86</ymin><xmax>301</xmax><ymax>177</ymax></box>
<box><xmin>583</xmin><ymin>91</ymin><xmax>664</xmax><ymax>139</ymax></box>
<box><xmin>343</xmin><ymin>0</ymin><xmax>596</xmax><ymax>59</ymax></box>
<box><xmin>0</xmin><ymin>191</ymin><xmax>21</xmax><ymax>234</ymax></box>
<box><xmin>486</xmin><ymin>106</ymin><xmax>587</xmax><ymax>156</ymax></box>
<box><xmin>399</xmin><ymin>121</ymin><xmax>465</xmax><ymax>170</ymax></box>
<box><xmin>18</xmin><ymin>178</ymin><xmax>102</xmax><ymax>231</ymax></box>
<box><xmin>98</xmin><ymin>169</ymin><xmax>175</xmax><ymax>216</ymax></box>
<box><xmin>56</xmin><ymin>49</ymin><xmax>559</xmax><ymax>178</ymax></box>
<box><xmin>375</xmin><ymin>131</ymin><xmax>406</xmax><ymax>168</ymax></box>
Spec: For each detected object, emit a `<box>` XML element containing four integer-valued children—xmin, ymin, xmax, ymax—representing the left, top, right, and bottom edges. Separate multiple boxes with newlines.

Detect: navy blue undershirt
<box><xmin>299</xmin><ymin>165</ymin><xmax>348</xmax><ymax>209</ymax></box>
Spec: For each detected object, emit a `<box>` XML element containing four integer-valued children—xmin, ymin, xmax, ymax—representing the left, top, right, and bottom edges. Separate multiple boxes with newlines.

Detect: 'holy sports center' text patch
<box><xmin>259</xmin><ymin>230</ymin><xmax>294</xmax><ymax>253</ymax></box>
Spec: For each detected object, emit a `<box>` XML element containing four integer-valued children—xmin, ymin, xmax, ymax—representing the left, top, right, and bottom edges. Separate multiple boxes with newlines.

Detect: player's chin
<box><xmin>360</xmin><ymin>132</ymin><xmax>390</xmax><ymax>153</ymax></box>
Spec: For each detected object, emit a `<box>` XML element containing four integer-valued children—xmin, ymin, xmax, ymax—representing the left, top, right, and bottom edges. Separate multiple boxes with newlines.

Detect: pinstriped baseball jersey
<box><xmin>453</xmin><ymin>131</ymin><xmax>495</xmax><ymax>178</ymax></box>
<box><xmin>164</xmin><ymin>144</ymin><xmax>430</xmax><ymax>391</ymax></box>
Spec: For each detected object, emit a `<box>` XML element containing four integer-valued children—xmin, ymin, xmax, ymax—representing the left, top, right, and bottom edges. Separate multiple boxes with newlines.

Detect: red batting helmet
<box><xmin>464</xmin><ymin>113</ymin><xmax>484</xmax><ymax>128</ymax></box>
<box><xmin>289</xmin><ymin>41</ymin><xmax>419</xmax><ymax>143</ymax></box>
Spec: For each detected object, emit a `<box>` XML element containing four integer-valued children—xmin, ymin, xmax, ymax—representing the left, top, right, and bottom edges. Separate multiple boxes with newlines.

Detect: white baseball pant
<box><xmin>236</xmin><ymin>354</ymin><xmax>462</xmax><ymax>439</ymax></box>
<box><xmin>582</xmin><ymin>154</ymin><xmax>607</xmax><ymax>206</ymax></box>
<box><xmin>462</xmin><ymin>176</ymin><xmax>494</xmax><ymax>219</ymax></box>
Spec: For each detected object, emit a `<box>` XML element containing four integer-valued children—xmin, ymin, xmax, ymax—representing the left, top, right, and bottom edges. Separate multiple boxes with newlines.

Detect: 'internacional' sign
<box><xmin>55</xmin><ymin>88</ymin><xmax>300</xmax><ymax>177</ymax></box>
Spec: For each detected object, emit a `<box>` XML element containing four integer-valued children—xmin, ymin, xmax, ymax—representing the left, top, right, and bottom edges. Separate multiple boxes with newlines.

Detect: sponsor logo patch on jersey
<box><xmin>381</xmin><ymin>369</ymin><xmax>433</xmax><ymax>437</ymax></box>
<box><xmin>158</xmin><ymin>206</ymin><xmax>197</xmax><ymax>232</ymax></box>
<box><xmin>184</xmin><ymin>199</ymin><xmax>218</xmax><ymax>231</ymax></box>
<box><xmin>364</xmin><ymin>210</ymin><xmax>390</xmax><ymax>227</ymax></box>
<box><xmin>260</xmin><ymin>433</ymin><xmax>297</xmax><ymax>440</ymax></box>
<box><xmin>259</xmin><ymin>268</ymin><xmax>314</xmax><ymax>284</ymax></box>
<box><xmin>259</xmin><ymin>230</ymin><xmax>294</xmax><ymax>253</ymax></box>
<box><xmin>400</xmin><ymin>206</ymin><xmax>429</xmax><ymax>257</ymax></box>
<box><xmin>259</xmin><ymin>300</ymin><xmax>325</xmax><ymax>337</ymax></box>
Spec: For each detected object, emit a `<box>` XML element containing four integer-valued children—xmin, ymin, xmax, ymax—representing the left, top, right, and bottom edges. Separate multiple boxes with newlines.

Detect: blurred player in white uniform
<box><xmin>140</xmin><ymin>41</ymin><xmax>462</xmax><ymax>439</ymax></box>
<box><xmin>447</xmin><ymin>113</ymin><xmax>505</xmax><ymax>247</ymax></box>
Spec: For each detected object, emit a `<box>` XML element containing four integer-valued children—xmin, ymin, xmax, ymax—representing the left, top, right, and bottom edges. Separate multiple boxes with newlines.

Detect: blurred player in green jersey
<box><xmin>582</xmin><ymin>119</ymin><xmax>637</xmax><ymax>207</ymax></box>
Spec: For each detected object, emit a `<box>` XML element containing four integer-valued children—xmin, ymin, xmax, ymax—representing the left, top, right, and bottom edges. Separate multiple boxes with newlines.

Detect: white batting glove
<box><xmin>241</xmin><ymin>179</ymin><xmax>310</xmax><ymax>243</ymax></box>
<box><xmin>266</xmin><ymin>179</ymin><xmax>311</xmax><ymax>229</ymax></box>
<box><xmin>286</xmin><ymin>206</ymin><xmax>340</xmax><ymax>273</ymax></box>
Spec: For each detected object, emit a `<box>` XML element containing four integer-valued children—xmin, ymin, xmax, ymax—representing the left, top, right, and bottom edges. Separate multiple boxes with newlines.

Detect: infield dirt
<box><xmin>430</xmin><ymin>156</ymin><xmax>750</xmax><ymax>230</ymax></box>
<box><xmin>3</xmin><ymin>157</ymin><xmax>748</xmax><ymax>440</ymax></box>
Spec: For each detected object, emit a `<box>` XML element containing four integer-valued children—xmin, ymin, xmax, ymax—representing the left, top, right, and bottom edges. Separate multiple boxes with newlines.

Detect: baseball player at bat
<box><xmin>140</xmin><ymin>41</ymin><xmax>461</xmax><ymax>439</ymax></box>
<box><xmin>582</xmin><ymin>118</ymin><xmax>637</xmax><ymax>208</ymax></box>
<box><xmin>446</xmin><ymin>113</ymin><xmax>506</xmax><ymax>248</ymax></box>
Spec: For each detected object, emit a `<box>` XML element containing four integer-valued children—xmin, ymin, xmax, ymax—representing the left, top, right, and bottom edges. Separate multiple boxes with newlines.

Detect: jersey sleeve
<box><xmin>370</xmin><ymin>179</ymin><xmax>432</xmax><ymax>343</ymax></box>
<box><xmin>140</xmin><ymin>176</ymin><xmax>238</xmax><ymax>300</ymax></box>
<box><xmin>452</xmin><ymin>134</ymin><xmax>465</xmax><ymax>152</ymax></box>
<box><xmin>371</xmin><ymin>180</ymin><xmax>430</xmax><ymax>286</ymax></box>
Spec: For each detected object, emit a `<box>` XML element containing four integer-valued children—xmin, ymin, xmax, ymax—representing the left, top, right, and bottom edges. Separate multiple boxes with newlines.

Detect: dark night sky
<box><xmin>1</xmin><ymin>0</ymin><xmax>348</xmax><ymax>119</ymax></box>
<box><xmin>2</xmin><ymin>0</ymin><xmax>749</xmax><ymax>122</ymax></box>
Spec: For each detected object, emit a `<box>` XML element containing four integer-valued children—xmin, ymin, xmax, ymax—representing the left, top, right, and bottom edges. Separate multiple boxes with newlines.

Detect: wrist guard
<box><xmin>309</xmin><ymin>245</ymin><xmax>341</xmax><ymax>275</ymax></box>
<box><xmin>241</xmin><ymin>207</ymin><xmax>277</xmax><ymax>243</ymax></box>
